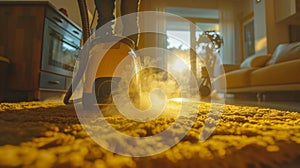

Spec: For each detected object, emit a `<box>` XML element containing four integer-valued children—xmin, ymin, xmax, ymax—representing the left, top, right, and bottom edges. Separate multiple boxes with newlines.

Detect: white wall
<box><xmin>253</xmin><ymin>0</ymin><xmax>268</xmax><ymax>55</ymax></box>
<box><xmin>274</xmin><ymin>0</ymin><xmax>296</xmax><ymax>22</ymax></box>
<box><xmin>50</xmin><ymin>0</ymin><xmax>82</xmax><ymax>27</ymax></box>
<box><xmin>252</xmin><ymin>0</ymin><xmax>290</xmax><ymax>55</ymax></box>
<box><xmin>264</xmin><ymin>0</ymin><xmax>290</xmax><ymax>53</ymax></box>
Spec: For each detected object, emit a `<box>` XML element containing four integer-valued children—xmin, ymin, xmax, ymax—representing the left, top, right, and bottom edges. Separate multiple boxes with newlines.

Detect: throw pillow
<box><xmin>240</xmin><ymin>54</ymin><xmax>272</xmax><ymax>68</ymax></box>
<box><xmin>266</xmin><ymin>41</ymin><xmax>300</xmax><ymax>65</ymax></box>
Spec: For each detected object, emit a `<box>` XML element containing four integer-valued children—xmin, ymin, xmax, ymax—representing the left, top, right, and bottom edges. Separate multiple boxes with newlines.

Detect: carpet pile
<box><xmin>0</xmin><ymin>101</ymin><xmax>300</xmax><ymax>168</ymax></box>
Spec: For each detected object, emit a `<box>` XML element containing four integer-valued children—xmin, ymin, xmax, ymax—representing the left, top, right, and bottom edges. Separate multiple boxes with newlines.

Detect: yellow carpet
<box><xmin>0</xmin><ymin>101</ymin><xmax>300</xmax><ymax>168</ymax></box>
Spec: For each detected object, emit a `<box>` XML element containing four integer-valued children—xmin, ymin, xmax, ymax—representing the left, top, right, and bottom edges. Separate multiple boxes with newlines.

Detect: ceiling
<box><xmin>166</xmin><ymin>7</ymin><xmax>219</xmax><ymax>19</ymax></box>
<box><xmin>166</xmin><ymin>7</ymin><xmax>219</xmax><ymax>31</ymax></box>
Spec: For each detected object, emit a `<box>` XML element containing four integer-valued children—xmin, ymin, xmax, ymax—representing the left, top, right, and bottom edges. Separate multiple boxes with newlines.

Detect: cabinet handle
<box><xmin>48</xmin><ymin>80</ymin><xmax>60</xmax><ymax>85</ymax></box>
<box><xmin>73</xmin><ymin>30</ymin><xmax>79</xmax><ymax>35</ymax></box>
<box><xmin>53</xmin><ymin>17</ymin><xmax>63</xmax><ymax>24</ymax></box>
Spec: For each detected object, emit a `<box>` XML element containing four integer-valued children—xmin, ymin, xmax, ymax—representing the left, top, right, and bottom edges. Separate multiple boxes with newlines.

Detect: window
<box><xmin>165</xmin><ymin>7</ymin><xmax>219</xmax><ymax>77</ymax></box>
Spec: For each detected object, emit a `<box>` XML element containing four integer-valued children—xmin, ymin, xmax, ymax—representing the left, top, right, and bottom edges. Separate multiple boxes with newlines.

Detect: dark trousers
<box><xmin>94</xmin><ymin>0</ymin><xmax>140</xmax><ymax>46</ymax></box>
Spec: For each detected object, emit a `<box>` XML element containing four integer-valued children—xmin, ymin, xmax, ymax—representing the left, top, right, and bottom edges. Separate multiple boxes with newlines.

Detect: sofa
<box><xmin>214</xmin><ymin>41</ymin><xmax>300</xmax><ymax>98</ymax></box>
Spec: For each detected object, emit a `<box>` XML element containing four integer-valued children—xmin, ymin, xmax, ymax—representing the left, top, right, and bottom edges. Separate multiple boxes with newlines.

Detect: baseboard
<box><xmin>225</xmin><ymin>91</ymin><xmax>300</xmax><ymax>102</ymax></box>
<box><xmin>260</xmin><ymin>91</ymin><xmax>300</xmax><ymax>102</ymax></box>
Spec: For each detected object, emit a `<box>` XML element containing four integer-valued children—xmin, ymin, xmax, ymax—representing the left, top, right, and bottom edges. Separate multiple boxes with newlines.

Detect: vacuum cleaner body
<box><xmin>82</xmin><ymin>36</ymin><xmax>140</xmax><ymax>105</ymax></box>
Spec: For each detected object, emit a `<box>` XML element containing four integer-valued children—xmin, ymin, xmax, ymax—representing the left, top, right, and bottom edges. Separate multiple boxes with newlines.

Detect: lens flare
<box><xmin>172</xmin><ymin>59</ymin><xmax>186</xmax><ymax>72</ymax></box>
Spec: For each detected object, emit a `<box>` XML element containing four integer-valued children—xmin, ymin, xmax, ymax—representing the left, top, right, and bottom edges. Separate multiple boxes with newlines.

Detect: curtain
<box><xmin>218</xmin><ymin>0</ymin><xmax>236</xmax><ymax>64</ymax></box>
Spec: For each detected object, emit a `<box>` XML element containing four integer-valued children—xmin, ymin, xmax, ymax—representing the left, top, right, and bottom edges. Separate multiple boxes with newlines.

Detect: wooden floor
<box><xmin>206</xmin><ymin>91</ymin><xmax>300</xmax><ymax>112</ymax></box>
<box><xmin>225</xmin><ymin>99</ymin><xmax>300</xmax><ymax>112</ymax></box>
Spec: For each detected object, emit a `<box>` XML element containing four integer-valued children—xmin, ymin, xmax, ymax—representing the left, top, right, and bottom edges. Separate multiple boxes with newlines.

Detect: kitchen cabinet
<box><xmin>0</xmin><ymin>1</ymin><xmax>81</xmax><ymax>101</ymax></box>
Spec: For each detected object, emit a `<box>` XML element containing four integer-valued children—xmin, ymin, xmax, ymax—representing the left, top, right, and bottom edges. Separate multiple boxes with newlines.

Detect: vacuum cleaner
<box><xmin>81</xmin><ymin>35</ymin><xmax>139</xmax><ymax>106</ymax></box>
<box><xmin>64</xmin><ymin>0</ymin><xmax>140</xmax><ymax>106</ymax></box>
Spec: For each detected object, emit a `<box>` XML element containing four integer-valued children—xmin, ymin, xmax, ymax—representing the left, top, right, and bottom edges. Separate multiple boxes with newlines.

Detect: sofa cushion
<box><xmin>266</xmin><ymin>42</ymin><xmax>300</xmax><ymax>65</ymax></box>
<box><xmin>214</xmin><ymin>68</ymin><xmax>258</xmax><ymax>90</ymax></box>
<box><xmin>251</xmin><ymin>59</ymin><xmax>300</xmax><ymax>86</ymax></box>
<box><xmin>240</xmin><ymin>54</ymin><xmax>272</xmax><ymax>68</ymax></box>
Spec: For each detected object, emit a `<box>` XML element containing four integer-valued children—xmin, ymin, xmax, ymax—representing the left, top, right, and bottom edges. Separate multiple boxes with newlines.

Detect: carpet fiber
<box><xmin>0</xmin><ymin>101</ymin><xmax>300</xmax><ymax>168</ymax></box>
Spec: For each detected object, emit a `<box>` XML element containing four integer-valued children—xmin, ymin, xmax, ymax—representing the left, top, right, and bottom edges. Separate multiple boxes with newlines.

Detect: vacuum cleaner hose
<box><xmin>63</xmin><ymin>0</ymin><xmax>90</xmax><ymax>104</ymax></box>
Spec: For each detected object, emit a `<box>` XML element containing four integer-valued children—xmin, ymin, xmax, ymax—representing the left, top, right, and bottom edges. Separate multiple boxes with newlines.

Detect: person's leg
<box><xmin>94</xmin><ymin>0</ymin><xmax>115</xmax><ymax>35</ymax></box>
<box><xmin>120</xmin><ymin>0</ymin><xmax>140</xmax><ymax>46</ymax></box>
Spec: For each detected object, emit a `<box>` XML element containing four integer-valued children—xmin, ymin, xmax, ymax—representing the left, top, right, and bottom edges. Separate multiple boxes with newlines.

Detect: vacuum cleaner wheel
<box><xmin>199</xmin><ymin>85</ymin><xmax>211</xmax><ymax>98</ymax></box>
<box><xmin>94</xmin><ymin>77</ymin><xmax>120</xmax><ymax>104</ymax></box>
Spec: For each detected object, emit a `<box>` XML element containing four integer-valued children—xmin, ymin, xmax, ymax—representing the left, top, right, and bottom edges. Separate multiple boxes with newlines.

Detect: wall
<box><xmin>50</xmin><ymin>0</ymin><xmax>82</xmax><ymax>26</ymax></box>
<box><xmin>51</xmin><ymin>0</ymin><xmax>98</xmax><ymax>29</ymax></box>
<box><xmin>236</xmin><ymin>0</ymin><xmax>291</xmax><ymax>57</ymax></box>
<box><xmin>231</xmin><ymin>0</ymin><xmax>293</xmax><ymax>61</ymax></box>
<box><xmin>160</xmin><ymin>0</ymin><xmax>218</xmax><ymax>9</ymax></box>
<box><xmin>274</xmin><ymin>0</ymin><xmax>296</xmax><ymax>22</ymax></box>
<box><xmin>266</xmin><ymin>0</ymin><xmax>290</xmax><ymax>53</ymax></box>
<box><xmin>253</xmin><ymin>0</ymin><xmax>268</xmax><ymax>55</ymax></box>
<box><xmin>232</xmin><ymin>0</ymin><xmax>253</xmax><ymax>63</ymax></box>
